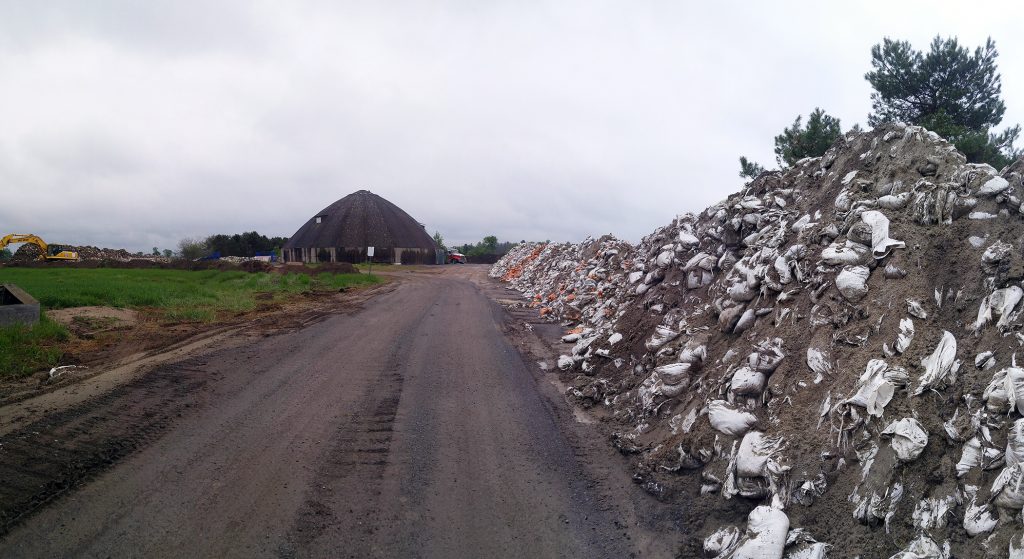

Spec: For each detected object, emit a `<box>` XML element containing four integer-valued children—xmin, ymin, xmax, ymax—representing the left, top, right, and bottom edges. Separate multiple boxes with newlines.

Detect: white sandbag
<box><xmin>748</xmin><ymin>338</ymin><xmax>785</xmax><ymax>374</ymax></box>
<box><xmin>983</xmin><ymin>367</ymin><xmax>1024</xmax><ymax>414</ymax></box>
<box><xmin>846</xmin><ymin>359</ymin><xmax>896</xmax><ymax>416</ymax></box>
<box><xmin>861</xmin><ymin>210</ymin><xmax>906</xmax><ymax>258</ymax></box>
<box><xmin>645</xmin><ymin>326</ymin><xmax>679</xmax><ymax>350</ymax></box>
<box><xmin>877</xmin><ymin>192</ymin><xmax>910</xmax><ymax>209</ymax></box>
<box><xmin>881</xmin><ymin>418</ymin><xmax>928</xmax><ymax>462</ymax></box>
<box><xmin>708</xmin><ymin>400</ymin><xmax>757</xmax><ymax>436</ymax></box>
<box><xmin>963</xmin><ymin>491</ymin><xmax>998</xmax><ymax>536</ymax></box>
<box><xmin>888</xmin><ymin>535</ymin><xmax>947</xmax><ymax>559</ymax></box>
<box><xmin>1008</xmin><ymin>418</ymin><xmax>1024</xmax><ymax>466</ymax></box>
<box><xmin>655</xmin><ymin>362</ymin><xmax>692</xmax><ymax>386</ymax></box>
<box><xmin>703</xmin><ymin>526</ymin><xmax>740</xmax><ymax>557</ymax></box>
<box><xmin>894</xmin><ymin>318</ymin><xmax>914</xmax><ymax>354</ymax></box>
<box><xmin>975</xmin><ymin>351</ymin><xmax>996</xmax><ymax>370</ymax></box>
<box><xmin>978</xmin><ymin>175</ymin><xmax>1009</xmax><ymax>196</ymax></box>
<box><xmin>678</xmin><ymin>345</ymin><xmax>707</xmax><ymax>364</ymax></box>
<box><xmin>820</xmin><ymin>240</ymin><xmax>871</xmax><ymax>265</ymax></box>
<box><xmin>906</xmin><ymin>299</ymin><xmax>928</xmax><ymax>318</ymax></box>
<box><xmin>733</xmin><ymin>309</ymin><xmax>757</xmax><ymax>333</ymax></box>
<box><xmin>557</xmin><ymin>355</ymin><xmax>574</xmax><ymax>370</ymax></box>
<box><xmin>736</xmin><ymin>431</ymin><xmax>781</xmax><ymax>477</ymax></box>
<box><xmin>730</xmin><ymin>367</ymin><xmax>766</xmax><ymax>397</ymax></box>
<box><xmin>1011</xmin><ymin>534</ymin><xmax>1024</xmax><ymax>559</ymax></box>
<box><xmin>992</xmin><ymin>462</ymin><xmax>1024</xmax><ymax>510</ymax></box>
<box><xmin>914</xmin><ymin>331</ymin><xmax>959</xmax><ymax>395</ymax></box>
<box><xmin>956</xmin><ymin>438</ymin><xmax>983</xmax><ymax>477</ymax></box>
<box><xmin>836</xmin><ymin>265</ymin><xmax>870</xmax><ymax>302</ymax></box>
<box><xmin>730</xmin><ymin>506</ymin><xmax>789</xmax><ymax>559</ymax></box>
<box><xmin>607</xmin><ymin>332</ymin><xmax>622</xmax><ymax>345</ymax></box>
<box><xmin>912</xmin><ymin>494</ymin><xmax>956</xmax><ymax>531</ymax></box>
<box><xmin>678</xmin><ymin>229</ymin><xmax>700</xmax><ymax>246</ymax></box>
<box><xmin>806</xmin><ymin>347</ymin><xmax>833</xmax><ymax>382</ymax></box>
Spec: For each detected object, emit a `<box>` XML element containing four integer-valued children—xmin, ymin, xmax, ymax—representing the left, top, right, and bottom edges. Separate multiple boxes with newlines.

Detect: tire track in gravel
<box><xmin>0</xmin><ymin>364</ymin><xmax>208</xmax><ymax>535</ymax></box>
<box><xmin>279</xmin><ymin>289</ymin><xmax>441</xmax><ymax>557</ymax></box>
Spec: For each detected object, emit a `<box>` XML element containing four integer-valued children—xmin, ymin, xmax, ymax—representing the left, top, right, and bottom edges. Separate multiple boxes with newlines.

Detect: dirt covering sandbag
<box><xmin>492</xmin><ymin>123</ymin><xmax>1024</xmax><ymax>556</ymax></box>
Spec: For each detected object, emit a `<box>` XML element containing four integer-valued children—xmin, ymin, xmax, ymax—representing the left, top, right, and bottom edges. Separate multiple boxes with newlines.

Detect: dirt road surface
<box><xmin>0</xmin><ymin>266</ymin><xmax>682</xmax><ymax>558</ymax></box>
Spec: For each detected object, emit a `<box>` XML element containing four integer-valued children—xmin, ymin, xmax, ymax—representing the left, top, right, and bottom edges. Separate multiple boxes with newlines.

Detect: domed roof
<box><xmin>283</xmin><ymin>190</ymin><xmax>437</xmax><ymax>250</ymax></box>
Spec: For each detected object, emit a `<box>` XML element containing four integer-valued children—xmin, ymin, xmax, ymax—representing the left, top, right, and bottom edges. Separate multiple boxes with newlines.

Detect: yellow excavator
<box><xmin>0</xmin><ymin>234</ymin><xmax>79</xmax><ymax>261</ymax></box>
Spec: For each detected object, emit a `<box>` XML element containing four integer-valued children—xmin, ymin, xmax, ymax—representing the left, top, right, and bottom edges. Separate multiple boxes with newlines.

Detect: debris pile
<box><xmin>493</xmin><ymin>123</ymin><xmax>1024</xmax><ymax>557</ymax></box>
<box><xmin>11</xmin><ymin>243</ymin><xmax>135</xmax><ymax>262</ymax></box>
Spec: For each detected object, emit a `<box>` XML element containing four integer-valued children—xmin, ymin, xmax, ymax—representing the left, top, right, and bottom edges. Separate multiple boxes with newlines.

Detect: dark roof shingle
<box><xmin>283</xmin><ymin>190</ymin><xmax>437</xmax><ymax>250</ymax></box>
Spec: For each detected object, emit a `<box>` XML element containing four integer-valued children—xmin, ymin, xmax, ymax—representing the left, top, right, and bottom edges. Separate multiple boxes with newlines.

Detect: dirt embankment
<box><xmin>493</xmin><ymin>124</ymin><xmax>1024</xmax><ymax>557</ymax></box>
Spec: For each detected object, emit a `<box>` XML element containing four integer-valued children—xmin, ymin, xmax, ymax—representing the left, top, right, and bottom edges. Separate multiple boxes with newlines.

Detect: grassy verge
<box><xmin>0</xmin><ymin>268</ymin><xmax>381</xmax><ymax>379</ymax></box>
<box><xmin>0</xmin><ymin>268</ymin><xmax>380</xmax><ymax>322</ymax></box>
<box><xmin>0</xmin><ymin>316</ymin><xmax>69</xmax><ymax>379</ymax></box>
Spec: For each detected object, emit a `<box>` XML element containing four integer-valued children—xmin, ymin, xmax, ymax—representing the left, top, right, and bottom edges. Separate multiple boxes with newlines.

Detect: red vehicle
<box><xmin>447</xmin><ymin>250</ymin><xmax>466</xmax><ymax>264</ymax></box>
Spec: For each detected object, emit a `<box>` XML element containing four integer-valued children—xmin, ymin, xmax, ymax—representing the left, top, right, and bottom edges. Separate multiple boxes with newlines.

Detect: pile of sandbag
<box><xmin>492</xmin><ymin>123</ymin><xmax>1024</xmax><ymax>557</ymax></box>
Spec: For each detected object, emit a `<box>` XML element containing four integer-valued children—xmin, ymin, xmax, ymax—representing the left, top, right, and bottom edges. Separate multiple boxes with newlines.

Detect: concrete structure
<box><xmin>282</xmin><ymin>190</ymin><xmax>440</xmax><ymax>265</ymax></box>
<box><xmin>0</xmin><ymin>284</ymin><xmax>40</xmax><ymax>327</ymax></box>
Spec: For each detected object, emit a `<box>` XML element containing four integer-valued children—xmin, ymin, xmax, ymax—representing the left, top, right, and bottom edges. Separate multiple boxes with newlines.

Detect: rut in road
<box><xmin>281</xmin><ymin>288</ymin><xmax>433</xmax><ymax>555</ymax></box>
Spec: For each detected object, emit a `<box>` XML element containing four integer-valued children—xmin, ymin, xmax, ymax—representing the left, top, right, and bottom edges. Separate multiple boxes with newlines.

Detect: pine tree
<box><xmin>865</xmin><ymin>36</ymin><xmax>1021</xmax><ymax>168</ymax></box>
<box><xmin>738</xmin><ymin>156</ymin><xmax>766</xmax><ymax>180</ymax></box>
<box><xmin>773</xmin><ymin>108</ymin><xmax>842</xmax><ymax>166</ymax></box>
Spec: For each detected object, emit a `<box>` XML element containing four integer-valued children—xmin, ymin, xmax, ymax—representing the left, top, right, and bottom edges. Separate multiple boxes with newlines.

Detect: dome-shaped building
<box><xmin>282</xmin><ymin>190</ymin><xmax>440</xmax><ymax>264</ymax></box>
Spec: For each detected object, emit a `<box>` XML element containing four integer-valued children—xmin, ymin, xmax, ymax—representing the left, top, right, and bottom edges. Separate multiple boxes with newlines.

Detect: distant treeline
<box><xmin>450</xmin><ymin>236</ymin><xmax>516</xmax><ymax>258</ymax></box>
<box><xmin>206</xmin><ymin>232</ymin><xmax>288</xmax><ymax>257</ymax></box>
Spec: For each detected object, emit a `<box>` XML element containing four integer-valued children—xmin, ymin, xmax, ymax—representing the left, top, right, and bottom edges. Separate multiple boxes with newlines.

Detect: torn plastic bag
<box><xmin>881</xmin><ymin>418</ymin><xmax>928</xmax><ymax>462</ymax></box>
<box><xmin>971</xmin><ymin>286</ymin><xmax>1023</xmax><ymax>332</ymax></box>
<box><xmin>894</xmin><ymin>318</ymin><xmax>914</xmax><ymax>354</ymax></box>
<box><xmin>836</xmin><ymin>265</ymin><xmax>870</xmax><ymax>302</ymax></box>
<box><xmin>906</xmin><ymin>299</ymin><xmax>928</xmax><ymax>319</ymax></box>
<box><xmin>708</xmin><ymin>400</ymin><xmax>757</xmax><ymax>436</ymax></box>
<box><xmin>729</xmin><ymin>506</ymin><xmax>789</xmax><ymax>559</ymax></box>
<box><xmin>992</xmin><ymin>462</ymin><xmax>1024</xmax><ymax>510</ymax></box>
<box><xmin>914</xmin><ymin>331</ymin><xmax>959</xmax><ymax>395</ymax></box>
<box><xmin>912</xmin><ymin>494</ymin><xmax>956</xmax><ymax>530</ymax></box>
<box><xmin>846</xmin><ymin>359</ymin><xmax>896</xmax><ymax>417</ymax></box>
<box><xmin>861</xmin><ymin>210</ymin><xmax>906</xmax><ymax>258</ymax></box>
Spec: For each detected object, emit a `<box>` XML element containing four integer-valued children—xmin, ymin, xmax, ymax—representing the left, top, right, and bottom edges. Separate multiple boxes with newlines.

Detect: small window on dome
<box><xmin>315</xmin><ymin>215</ymin><xmax>325</xmax><ymax>224</ymax></box>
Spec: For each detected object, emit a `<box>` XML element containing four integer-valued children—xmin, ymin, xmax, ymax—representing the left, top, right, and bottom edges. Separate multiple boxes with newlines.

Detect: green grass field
<box><xmin>0</xmin><ymin>267</ymin><xmax>381</xmax><ymax>379</ymax></box>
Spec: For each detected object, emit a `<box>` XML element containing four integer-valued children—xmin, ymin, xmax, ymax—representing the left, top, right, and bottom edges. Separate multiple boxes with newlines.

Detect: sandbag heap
<box><xmin>492</xmin><ymin>123</ymin><xmax>1024</xmax><ymax>558</ymax></box>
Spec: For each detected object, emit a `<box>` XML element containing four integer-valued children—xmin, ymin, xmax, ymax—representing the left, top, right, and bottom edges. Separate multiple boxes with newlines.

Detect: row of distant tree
<box><xmin>432</xmin><ymin>232</ymin><xmax>517</xmax><ymax>257</ymax></box>
<box><xmin>740</xmin><ymin>36</ymin><xmax>1022</xmax><ymax>179</ymax></box>
<box><xmin>178</xmin><ymin>231</ymin><xmax>288</xmax><ymax>260</ymax></box>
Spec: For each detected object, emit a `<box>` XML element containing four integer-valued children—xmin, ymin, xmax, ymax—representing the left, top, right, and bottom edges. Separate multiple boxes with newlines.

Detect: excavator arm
<box><xmin>0</xmin><ymin>234</ymin><xmax>79</xmax><ymax>261</ymax></box>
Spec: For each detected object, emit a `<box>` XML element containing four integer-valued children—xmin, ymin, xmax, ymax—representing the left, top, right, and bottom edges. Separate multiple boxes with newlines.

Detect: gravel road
<box><xmin>0</xmin><ymin>266</ymin><xmax>680</xmax><ymax>558</ymax></box>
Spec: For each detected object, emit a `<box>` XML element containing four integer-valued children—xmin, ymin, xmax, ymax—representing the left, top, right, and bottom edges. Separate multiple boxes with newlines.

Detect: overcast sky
<box><xmin>1</xmin><ymin>1</ymin><xmax>1022</xmax><ymax>252</ymax></box>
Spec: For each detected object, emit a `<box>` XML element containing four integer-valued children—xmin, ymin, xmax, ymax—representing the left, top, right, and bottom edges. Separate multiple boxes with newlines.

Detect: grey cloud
<box><xmin>0</xmin><ymin>1</ymin><xmax>1022</xmax><ymax>252</ymax></box>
